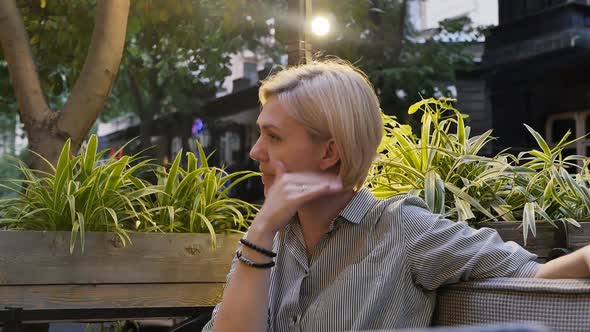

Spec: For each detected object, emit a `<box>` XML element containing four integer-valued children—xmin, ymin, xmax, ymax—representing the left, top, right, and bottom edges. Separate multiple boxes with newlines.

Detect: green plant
<box><xmin>368</xmin><ymin>98</ymin><xmax>590</xmax><ymax>243</ymax></box>
<box><xmin>0</xmin><ymin>135</ymin><xmax>153</xmax><ymax>252</ymax></box>
<box><xmin>0</xmin><ymin>135</ymin><xmax>259</xmax><ymax>252</ymax></box>
<box><xmin>134</xmin><ymin>143</ymin><xmax>259</xmax><ymax>247</ymax></box>
<box><xmin>504</xmin><ymin>126</ymin><xmax>590</xmax><ymax>242</ymax></box>
<box><xmin>368</xmin><ymin>98</ymin><xmax>522</xmax><ymax>222</ymax></box>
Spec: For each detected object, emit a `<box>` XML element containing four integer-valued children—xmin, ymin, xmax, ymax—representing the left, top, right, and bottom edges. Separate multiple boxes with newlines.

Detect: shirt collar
<box><xmin>337</xmin><ymin>188</ymin><xmax>378</xmax><ymax>225</ymax></box>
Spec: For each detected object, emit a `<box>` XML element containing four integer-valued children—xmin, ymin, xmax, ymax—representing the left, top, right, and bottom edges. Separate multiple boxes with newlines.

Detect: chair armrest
<box><xmin>434</xmin><ymin>278</ymin><xmax>590</xmax><ymax>332</ymax></box>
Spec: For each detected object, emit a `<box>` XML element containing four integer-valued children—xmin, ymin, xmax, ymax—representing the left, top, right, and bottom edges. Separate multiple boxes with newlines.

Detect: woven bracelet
<box><xmin>236</xmin><ymin>250</ymin><xmax>275</xmax><ymax>269</ymax></box>
<box><xmin>240</xmin><ymin>238</ymin><xmax>277</xmax><ymax>258</ymax></box>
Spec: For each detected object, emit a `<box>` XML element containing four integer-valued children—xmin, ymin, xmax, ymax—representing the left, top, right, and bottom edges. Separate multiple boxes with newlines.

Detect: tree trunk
<box><xmin>392</xmin><ymin>0</ymin><xmax>408</xmax><ymax>64</ymax></box>
<box><xmin>0</xmin><ymin>0</ymin><xmax>130</xmax><ymax>172</ymax></box>
<box><xmin>128</xmin><ymin>70</ymin><xmax>162</xmax><ymax>159</ymax></box>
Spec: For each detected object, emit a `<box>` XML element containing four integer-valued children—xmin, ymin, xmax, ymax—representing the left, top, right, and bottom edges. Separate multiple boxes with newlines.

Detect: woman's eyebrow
<box><xmin>257</xmin><ymin>123</ymin><xmax>282</xmax><ymax>131</ymax></box>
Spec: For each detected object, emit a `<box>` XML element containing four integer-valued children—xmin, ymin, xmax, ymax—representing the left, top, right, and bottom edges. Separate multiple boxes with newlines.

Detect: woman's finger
<box><xmin>286</xmin><ymin>179</ymin><xmax>343</xmax><ymax>201</ymax></box>
<box><xmin>273</xmin><ymin>160</ymin><xmax>287</xmax><ymax>178</ymax></box>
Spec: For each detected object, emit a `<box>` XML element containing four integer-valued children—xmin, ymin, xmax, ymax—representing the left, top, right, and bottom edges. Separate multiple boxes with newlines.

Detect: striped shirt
<box><xmin>203</xmin><ymin>189</ymin><xmax>540</xmax><ymax>331</ymax></box>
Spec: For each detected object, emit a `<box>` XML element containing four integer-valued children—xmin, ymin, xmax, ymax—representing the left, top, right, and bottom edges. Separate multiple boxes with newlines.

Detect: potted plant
<box><xmin>367</xmin><ymin>98</ymin><xmax>590</xmax><ymax>259</ymax></box>
<box><xmin>0</xmin><ymin>135</ymin><xmax>258</xmax><ymax>321</ymax></box>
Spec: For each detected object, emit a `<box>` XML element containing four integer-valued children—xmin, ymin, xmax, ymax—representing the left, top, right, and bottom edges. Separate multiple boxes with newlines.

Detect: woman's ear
<box><xmin>319</xmin><ymin>139</ymin><xmax>340</xmax><ymax>171</ymax></box>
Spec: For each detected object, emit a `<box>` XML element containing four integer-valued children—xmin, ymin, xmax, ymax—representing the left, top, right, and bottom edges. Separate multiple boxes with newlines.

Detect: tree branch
<box><xmin>0</xmin><ymin>0</ymin><xmax>52</xmax><ymax>127</ymax></box>
<box><xmin>58</xmin><ymin>0</ymin><xmax>130</xmax><ymax>147</ymax></box>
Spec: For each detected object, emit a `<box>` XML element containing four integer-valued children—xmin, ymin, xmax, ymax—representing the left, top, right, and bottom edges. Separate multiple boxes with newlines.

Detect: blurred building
<box><xmin>409</xmin><ymin>0</ymin><xmax>498</xmax><ymax>30</ymax></box>
<box><xmin>477</xmin><ymin>0</ymin><xmax>590</xmax><ymax>156</ymax></box>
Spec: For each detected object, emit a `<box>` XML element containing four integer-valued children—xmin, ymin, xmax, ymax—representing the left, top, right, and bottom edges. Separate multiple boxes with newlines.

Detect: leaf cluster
<box><xmin>0</xmin><ymin>135</ymin><xmax>259</xmax><ymax>253</ymax></box>
<box><xmin>368</xmin><ymin>98</ymin><xmax>590</xmax><ymax>243</ymax></box>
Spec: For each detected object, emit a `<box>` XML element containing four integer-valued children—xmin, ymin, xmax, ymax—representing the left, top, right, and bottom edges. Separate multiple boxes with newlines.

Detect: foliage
<box><xmin>133</xmin><ymin>143</ymin><xmax>259</xmax><ymax>247</ymax></box>
<box><xmin>0</xmin><ymin>0</ymin><xmax>96</xmax><ymax>114</ymax></box>
<box><xmin>119</xmin><ymin>0</ymin><xmax>280</xmax><ymax>151</ymax></box>
<box><xmin>0</xmin><ymin>154</ymin><xmax>21</xmax><ymax>199</ymax></box>
<box><xmin>0</xmin><ymin>0</ymin><xmax>280</xmax><ymax>143</ymax></box>
<box><xmin>0</xmin><ymin>135</ymin><xmax>259</xmax><ymax>253</ymax></box>
<box><xmin>368</xmin><ymin>98</ymin><xmax>590</xmax><ymax>243</ymax></box>
<box><xmin>305</xmin><ymin>0</ymin><xmax>488</xmax><ymax>122</ymax></box>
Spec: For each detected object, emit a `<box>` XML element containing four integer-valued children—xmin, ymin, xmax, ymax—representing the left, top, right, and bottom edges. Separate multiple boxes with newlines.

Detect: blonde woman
<box><xmin>204</xmin><ymin>60</ymin><xmax>590</xmax><ymax>331</ymax></box>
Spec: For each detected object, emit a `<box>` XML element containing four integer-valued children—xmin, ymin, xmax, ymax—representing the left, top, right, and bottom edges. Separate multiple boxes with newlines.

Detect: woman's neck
<box><xmin>297</xmin><ymin>190</ymin><xmax>356</xmax><ymax>258</ymax></box>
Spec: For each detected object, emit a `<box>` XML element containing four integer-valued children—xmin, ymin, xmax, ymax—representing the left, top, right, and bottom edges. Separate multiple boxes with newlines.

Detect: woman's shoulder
<box><xmin>370</xmin><ymin>193</ymin><xmax>442</xmax><ymax>233</ymax></box>
<box><xmin>378</xmin><ymin>193</ymin><xmax>430</xmax><ymax>215</ymax></box>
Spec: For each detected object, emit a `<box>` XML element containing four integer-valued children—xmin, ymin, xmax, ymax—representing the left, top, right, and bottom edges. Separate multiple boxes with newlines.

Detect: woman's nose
<box><xmin>249</xmin><ymin>137</ymin><xmax>266</xmax><ymax>162</ymax></box>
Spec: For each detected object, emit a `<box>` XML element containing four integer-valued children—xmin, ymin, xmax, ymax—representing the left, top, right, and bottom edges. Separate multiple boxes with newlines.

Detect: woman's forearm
<box><xmin>535</xmin><ymin>245</ymin><xmax>590</xmax><ymax>279</ymax></box>
<box><xmin>213</xmin><ymin>226</ymin><xmax>276</xmax><ymax>332</ymax></box>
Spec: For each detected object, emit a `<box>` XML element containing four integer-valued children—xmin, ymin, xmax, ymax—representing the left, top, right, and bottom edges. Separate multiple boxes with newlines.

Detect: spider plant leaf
<box><xmin>524</xmin><ymin>124</ymin><xmax>551</xmax><ymax>156</ymax></box>
<box><xmin>445</xmin><ymin>182</ymin><xmax>496</xmax><ymax>221</ymax></box>
<box><xmin>420</xmin><ymin>112</ymin><xmax>432</xmax><ymax>172</ymax></box>
<box><xmin>67</xmin><ymin>194</ymin><xmax>76</xmax><ymax>227</ymax></box>
<box><xmin>174</xmin><ymin>170</ymin><xmax>203</xmax><ymax>200</ymax></box>
<box><xmin>390</xmin><ymin>130</ymin><xmax>421</xmax><ymax>170</ymax></box>
<box><xmin>454</xmin><ymin>196</ymin><xmax>475</xmax><ymax>221</ymax></box>
<box><xmin>187</xmin><ymin>150</ymin><xmax>197</xmax><ymax>173</ymax></box>
<box><xmin>54</xmin><ymin>139</ymin><xmax>72</xmax><ymax>201</ymax></box>
<box><xmin>196</xmin><ymin>212</ymin><xmax>217</xmax><ymax>248</ymax></box>
<box><xmin>76</xmin><ymin>212</ymin><xmax>86</xmax><ymax>253</ymax></box>
<box><xmin>70</xmin><ymin>221</ymin><xmax>80</xmax><ymax>254</ymax></box>
<box><xmin>424</xmin><ymin>170</ymin><xmax>438</xmax><ymax>213</ymax></box>
<box><xmin>408</xmin><ymin>98</ymin><xmax>429</xmax><ymax>115</ymax></box>
<box><xmin>165</xmin><ymin>149</ymin><xmax>183</xmax><ymax>198</ymax></box>
<box><xmin>532</xmin><ymin>203</ymin><xmax>556</xmax><ymax>227</ymax></box>
<box><xmin>219</xmin><ymin>171</ymin><xmax>260</xmax><ymax>196</ymax></box>
<box><xmin>167</xmin><ymin>205</ymin><xmax>175</xmax><ymax>231</ymax></box>
<box><xmin>196</xmin><ymin>143</ymin><xmax>209</xmax><ymax>168</ymax></box>
<box><xmin>83</xmin><ymin>135</ymin><xmax>98</xmax><ymax>177</ymax></box>
<box><xmin>104</xmin><ymin>207</ymin><xmax>118</xmax><ymax>228</ymax></box>
<box><xmin>27</xmin><ymin>149</ymin><xmax>56</xmax><ymax>175</ymax></box>
<box><xmin>522</xmin><ymin>202</ymin><xmax>537</xmax><ymax>245</ymax></box>
<box><xmin>562</xmin><ymin>218</ymin><xmax>581</xmax><ymax>228</ymax></box>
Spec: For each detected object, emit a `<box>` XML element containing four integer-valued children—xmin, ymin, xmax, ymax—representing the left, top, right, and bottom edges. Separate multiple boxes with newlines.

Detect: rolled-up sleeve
<box><xmin>399</xmin><ymin>196</ymin><xmax>541</xmax><ymax>290</ymax></box>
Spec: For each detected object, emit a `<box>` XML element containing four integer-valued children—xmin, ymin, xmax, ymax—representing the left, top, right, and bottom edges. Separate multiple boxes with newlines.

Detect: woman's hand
<box><xmin>248</xmin><ymin>160</ymin><xmax>343</xmax><ymax>239</ymax></box>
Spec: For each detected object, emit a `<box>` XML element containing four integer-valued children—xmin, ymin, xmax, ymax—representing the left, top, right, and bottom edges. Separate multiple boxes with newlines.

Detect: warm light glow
<box><xmin>311</xmin><ymin>16</ymin><xmax>330</xmax><ymax>37</ymax></box>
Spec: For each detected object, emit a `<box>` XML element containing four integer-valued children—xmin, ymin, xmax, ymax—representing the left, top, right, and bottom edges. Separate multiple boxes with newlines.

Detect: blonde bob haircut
<box><xmin>259</xmin><ymin>59</ymin><xmax>383</xmax><ymax>190</ymax></box>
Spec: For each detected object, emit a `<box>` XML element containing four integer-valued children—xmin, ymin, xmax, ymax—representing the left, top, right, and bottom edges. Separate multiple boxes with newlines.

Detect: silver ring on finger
<box><xmin>299</xmin><ymin>184</ymin><xmax>308</xmax><ymax>192</ymax></box>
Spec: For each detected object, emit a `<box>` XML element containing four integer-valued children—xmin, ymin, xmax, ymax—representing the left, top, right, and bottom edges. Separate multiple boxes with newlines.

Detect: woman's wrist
<box><xmin>247</xmin><ymin>220</ymin><xmax>279</xmax><ymax>243</ymax></box>
<box><xmin>242</xmin><ymin>223</ymin><xmax>276</xmax><ymax>263</ymax></box>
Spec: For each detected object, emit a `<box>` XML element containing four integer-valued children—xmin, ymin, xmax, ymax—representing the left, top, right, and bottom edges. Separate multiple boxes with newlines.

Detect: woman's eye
<box><xmin>268</xmin><ymin>134</ymin><xmax>280</xmax><ymax>141</ymax></box>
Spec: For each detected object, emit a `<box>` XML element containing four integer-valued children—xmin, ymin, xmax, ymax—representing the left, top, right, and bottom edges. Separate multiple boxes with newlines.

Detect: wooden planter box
<box><xmin>0</xmin><ymin>230</ymin><xmax>239</xmax><ymax>324</ymax></box>
<box><xmin>479</xmin><ymin>221</ymin><xmax>590</xmax><ymax>262</ymax></box>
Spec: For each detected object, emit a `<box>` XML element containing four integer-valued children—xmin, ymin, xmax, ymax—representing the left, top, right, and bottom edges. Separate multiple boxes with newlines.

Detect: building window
<box><xmin>545</xmin><ymin>111</ymin><xmax>590</xmax><ymax>158</ymax></box>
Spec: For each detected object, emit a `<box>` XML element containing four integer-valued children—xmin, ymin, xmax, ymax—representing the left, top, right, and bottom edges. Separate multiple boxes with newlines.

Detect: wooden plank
<box><xmin>0</xmin><ymin>283</ymin><xmax>225</xmax><ymax>310</ymax></box>
<box><xmin>567</xmin><ymin>221</ymin><xmax>590</xmax><ymax>250</ymax></box>
<box><xmin>0</xmin><ymin>231</ymin><xmax>238</xmax><ymax>285</ymax></box>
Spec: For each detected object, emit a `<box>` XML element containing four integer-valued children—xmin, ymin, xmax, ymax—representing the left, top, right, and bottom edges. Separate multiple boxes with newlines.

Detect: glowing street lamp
<box><xmin>310</xmin><ymin>16</ymin><xmax>331</xmax><ymax>37</ymax></box>
<box><xmin>287</xmin><ymin>0</ymin><xmax>333</xmax><ymax>65</ymax></box>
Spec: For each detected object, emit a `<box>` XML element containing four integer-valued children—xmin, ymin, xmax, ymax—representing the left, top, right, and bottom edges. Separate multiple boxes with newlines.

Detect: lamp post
<box><xmin>286</xmin><ymin>0</ymin><xmax>331</xmax><ymax>66</ymax></box>
<box><xmin>287</xmin><ymin>0</ymin><xmax>313</xmax><ymax>66</ymax></box>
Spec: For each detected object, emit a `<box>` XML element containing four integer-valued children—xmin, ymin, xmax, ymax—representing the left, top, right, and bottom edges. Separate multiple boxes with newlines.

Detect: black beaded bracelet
<box><xmin>240</xmin><ymin>238</ymin><xmax>277</xmax><ymax>258</ymax></box>
<box><xmin>236</xmin><ymin>250</ymin><xmax>275</xmax><ymax>269</ymax></box>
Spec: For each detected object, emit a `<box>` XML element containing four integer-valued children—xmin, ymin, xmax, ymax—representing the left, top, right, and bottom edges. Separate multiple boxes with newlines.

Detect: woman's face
<box><xmin>249</xmin><ymin>96</ymin><xmax>329</xmax><ymax>193</ymax></box>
